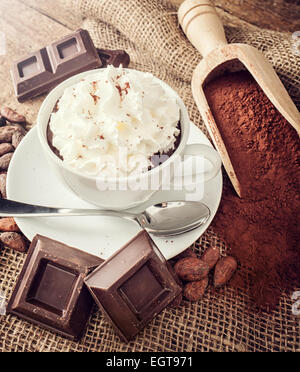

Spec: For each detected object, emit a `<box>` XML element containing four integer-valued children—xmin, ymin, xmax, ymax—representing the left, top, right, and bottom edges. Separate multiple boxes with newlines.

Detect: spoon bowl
<box><xmin>137</xmin><ymin>201</ymin><xmax>210</xmax><ymax>236</ymax></box>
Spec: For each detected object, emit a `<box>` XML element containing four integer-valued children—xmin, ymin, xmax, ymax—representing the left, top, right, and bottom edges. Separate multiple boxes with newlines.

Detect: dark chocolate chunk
<box><xmin>97</xmin><ymin>49</ymin><xmax>130</xmax><ymax>68</ymax></box>
<box><xmin>11</xmin><ymin>29</ymin><xmax>102</xmax><ymax>102</ymax></box>
<box><xmin>7</xmin><ymin>235</ymin><xmax>104</xmax><ymax>341</ymax></box>
<box><xmin>85</xmin><ymin>230</ymin><xmax>181</xmax><ymax>342</ymax></box>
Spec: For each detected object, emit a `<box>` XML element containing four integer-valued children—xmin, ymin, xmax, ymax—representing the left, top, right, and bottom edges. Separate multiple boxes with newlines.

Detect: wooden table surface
<box><xmin>170</xmin><ymin>0</ymin><xmax>300</xmax><ymax>32</ymax></box>
<box><xmin>0</xmin><ymin>0</ymin><xmax>81</xmax><ymax>126</ymax></box>
<box><xmin>0</xmin><ymin>0</ymin><xmax>298</xmax><ymax>126</ymax></box>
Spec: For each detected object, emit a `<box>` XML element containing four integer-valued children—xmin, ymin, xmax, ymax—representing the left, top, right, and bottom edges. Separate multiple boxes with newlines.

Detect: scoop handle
<box><xmin>178</xmin><ymin>0</ymin><xmax>228</xmax><ymax>57</ymax></box>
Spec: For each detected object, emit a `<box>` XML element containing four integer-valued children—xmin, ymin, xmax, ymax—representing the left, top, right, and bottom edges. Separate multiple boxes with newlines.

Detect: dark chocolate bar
<box><xmin>7</xmin><ymin>235</ymin><xmax>104</xmax><ymax>341</ymax></box>
<box><xmin>97</xmin><ymin>49</ymin><xmax>130</xmax><ymax>68</ymax></box>
<box><xmin>11</xmin><ymin>29</ymin><xmax>102</xmax><ymax>102</ymax></box>
<box><xmin>85</xmin><ymin>230</ymin><xmax>182</xmax><ymax>342</ymax></box>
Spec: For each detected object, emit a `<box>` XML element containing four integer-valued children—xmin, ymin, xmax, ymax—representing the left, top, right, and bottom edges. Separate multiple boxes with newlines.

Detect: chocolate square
<box><xmin>11</xmin><ymin>48</ymin><xmax>54</xmax><ymax>100</ymax></box>
<box><xmin>11</xmin><ymin>29</ymin><xmax>102</xmax><ymax>102</ymax></box>
<box><xmin>17</xmin><ymin>56</ymin><xmax>39</xmax><ymax>78</ymax></box>
<box><xmin>26</xmin><ymin>261</ymin><xmax>77</xmax><ymax>315</ymax></box>
<box><xmin>47</xmin><ymin>29</ymin><xmax>101</xmax><ymax>75</ymax></box>
<box><xmin>119</xmin><ymin>264</ymin><xmax>166</xmax><ymax>315</ymax></box>
<box><xmin>85</xmin><ymin>230</ymin><xmax>182</xmax><ymax>342</ymax></box>
<box><xmin>57</xmin><ymin>38</ymin><xmax>79</xmax><ymax>59</ymax></box>
<box><xmin>7</xmin><ymin>235</ymin><xmax>103</xmax><ymax>341</ymax></box>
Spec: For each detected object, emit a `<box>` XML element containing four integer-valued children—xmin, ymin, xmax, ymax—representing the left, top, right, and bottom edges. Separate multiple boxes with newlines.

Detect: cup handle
<box><xmin>179</xmin><ymin>143</ymin><xmax>222</xmax><ymax>183</ymax></box>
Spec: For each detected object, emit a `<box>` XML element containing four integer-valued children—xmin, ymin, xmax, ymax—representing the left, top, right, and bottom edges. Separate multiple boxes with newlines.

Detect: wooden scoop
<box><xmin>178</xmin><ymin>0</ymin><xmax>300</xmax><ymax>197</ymax></box>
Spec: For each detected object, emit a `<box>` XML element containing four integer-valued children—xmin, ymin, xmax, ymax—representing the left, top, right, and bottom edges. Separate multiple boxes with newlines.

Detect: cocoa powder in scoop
<box><xmin>204</xmin><ymin>71</ymin><xmax>300</xmax><ymax>311</ymax></box>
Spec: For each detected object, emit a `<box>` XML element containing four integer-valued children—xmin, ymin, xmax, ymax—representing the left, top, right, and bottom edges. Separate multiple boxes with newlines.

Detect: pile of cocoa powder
<box><xmin>204</xmin><ymin>71</ymin><xmax>300</xmax><ymax>311</ymax></box>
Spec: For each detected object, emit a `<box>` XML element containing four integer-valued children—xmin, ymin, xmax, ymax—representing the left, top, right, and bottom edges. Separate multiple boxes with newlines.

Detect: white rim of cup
<box><xmin>37</xmin><ymin>68</ymin><xmax>190</xmax><ymax>183</ymax></box>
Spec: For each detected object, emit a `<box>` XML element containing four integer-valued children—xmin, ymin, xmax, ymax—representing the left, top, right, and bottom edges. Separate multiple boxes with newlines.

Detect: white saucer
<box><xmin>7</xmin><ymin>124</ymin><xmax>222</xmax><ymax>260</ymax></box>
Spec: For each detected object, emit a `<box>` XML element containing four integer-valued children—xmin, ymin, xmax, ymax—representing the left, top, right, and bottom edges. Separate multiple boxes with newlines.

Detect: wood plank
<box><xmin>19</xmin><ymin>0</ymin><xmax>81</xmax><ymax>30</ymax></box>
<box><xmin>169</xmin><ymin>0</ymin><xmax>300</xmax><ymax>32</ymax></box>
<box><xmin>0</xmin><ymin>0</ymin><xmax>72</xmax><ymax>125</ymax></box>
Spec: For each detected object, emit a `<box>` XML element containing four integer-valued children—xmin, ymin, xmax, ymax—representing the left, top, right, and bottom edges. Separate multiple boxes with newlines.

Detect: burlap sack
<box><xmin>0</xmin><ymin>0</ymin><xmax>299</xmax><ymax>352</ymax></box>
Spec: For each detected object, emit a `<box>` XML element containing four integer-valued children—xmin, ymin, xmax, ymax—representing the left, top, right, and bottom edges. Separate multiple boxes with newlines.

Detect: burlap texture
<box><xmin>0</xmin><ymin>0</ymin><xmax>299</xmax><ymax>352</ymax></box>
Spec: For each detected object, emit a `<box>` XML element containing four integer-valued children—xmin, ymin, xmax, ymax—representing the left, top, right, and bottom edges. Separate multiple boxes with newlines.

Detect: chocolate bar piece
<box><xmin>11</xmin><ymin>29</ymin><xmax>102</xmax><ymax>102</ymax></box>
<box><xmin>97</xmin><ymin>49</ymin><xmax>130</xmax><ymax>68</ymax></box>
<box><xmin>7</xmin><ymin>235</ymin><xmax>104</xmax><ymax>341</ymax></box>
<box><xmin>85</xmin><ymin>230</ymin><xmax>182</xmax><ymax>342</ymax></box>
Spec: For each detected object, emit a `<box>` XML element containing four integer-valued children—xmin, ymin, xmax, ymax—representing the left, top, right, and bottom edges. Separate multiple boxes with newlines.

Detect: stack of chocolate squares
<box><xmin>7</xmin><ymin>231</ymin><xmax>182</xmax><ymax>342</ymax></box>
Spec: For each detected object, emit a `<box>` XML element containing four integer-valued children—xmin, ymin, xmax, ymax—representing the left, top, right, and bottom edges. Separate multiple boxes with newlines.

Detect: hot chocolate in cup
<box><xmin>38</xmin><ymin>68</ymin><xmax>221</xmax><ymax>210</ymax></box>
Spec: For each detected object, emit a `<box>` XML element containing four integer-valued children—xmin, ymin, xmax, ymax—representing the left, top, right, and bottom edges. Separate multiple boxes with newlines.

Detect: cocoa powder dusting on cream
<box><xmin>116</xmin><ymin>81</ymin><xmax>130</xmax><ymax>98</ymax></box>
<box><xmin>90</xmin><ymin>93</ymin><xmax>100</xmax><ymax>105</ymax></box>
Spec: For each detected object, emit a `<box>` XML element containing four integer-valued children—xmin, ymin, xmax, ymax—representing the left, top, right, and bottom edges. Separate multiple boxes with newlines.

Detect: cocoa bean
<box><xmin>0</xmin><ymin>173</ymin><xmax>7</xmax><ymax>198</ymax></box>
<box><xmin>173</xmin><ymin>248</ymin><xmax>197</xmax><ymax>261</ymax></box>
<box><xmin>0</xmin><ymin>232</ymin><xmax>28</xmax><ymax>252</ymax></box>
<box><xmin>12</xmin><ymin>130</ymin><xmax>25</xmax><ymax>149</ymax></box>
<box><xmin>174</xmin><ymin>257</ymin><xmax>209</xmax><ymax>282</ymax></box>
<box><xmin>0</xmin><ymin>143</ymin><xmax>14</xmax><ymax>157</ymax></box>
<box><xmin>0</xmin><ymin>107</ymin><xmax>26</xmax><ymax>124</ymax></box>
<box><xmin>183</xmin><ymin>277</ymin><xmax>209</xmax><ymax>301</ymax></box>
<box><xmin>0</xmin><ymin>126</ymin><xmax>19</xmax><ymax>143</ymax></box>
<box><xmin>214</xmin><ymin>256</ymin><xmax>238</xmax><ymax>288</ymax></box>
<box><xmin>10</xmin><ymin>123</ymin><xmax>27</xmax><ymax>135</ymax></box>
<box><xmin>201</xmin><ymin>246</ymin><xmax>221</xmax><ymax>270</ymax></box>
<box><xmin>169</xmin><ymin>248</ymin><xmax>197</xmax><ymax>267</ymax></box>
<box><xmin>0</xmin><ymin>152</ymin><xmax>13</xmax><ymax>171</ymax></box>
<box><xmin>0</xmin><ymin>218</ymin><xmax>20</xmax><ymax>232</ymax></box>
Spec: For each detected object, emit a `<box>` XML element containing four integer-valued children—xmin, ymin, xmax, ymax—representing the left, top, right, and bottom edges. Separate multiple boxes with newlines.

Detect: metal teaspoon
<box><xmin>0</xmin><ymin>198</ymin><xmax>211</xmax><ymax>237</ymax></box>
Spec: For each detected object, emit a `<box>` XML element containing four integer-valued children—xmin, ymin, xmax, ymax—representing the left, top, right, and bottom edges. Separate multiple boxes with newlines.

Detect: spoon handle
<box><xmin>0</xmin><ymin>198</ymin><xmax>137</xmax><ymax>220</ymax></box>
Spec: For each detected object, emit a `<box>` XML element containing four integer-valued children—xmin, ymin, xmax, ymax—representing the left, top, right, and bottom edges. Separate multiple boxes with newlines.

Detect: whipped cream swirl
<box><xmin>49</xmin><ymin>66</ymin><xmax>180</xmax><ymax>177</ymax></box>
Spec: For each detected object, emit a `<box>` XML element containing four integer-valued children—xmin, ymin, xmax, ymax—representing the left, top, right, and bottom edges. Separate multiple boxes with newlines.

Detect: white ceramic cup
<box><xmin>37</xmin><ymin>69</ymin><xmax>221</xmax><ymax>210</ymax></box>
